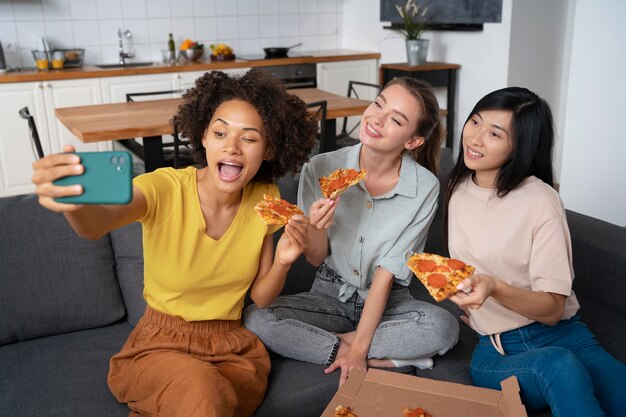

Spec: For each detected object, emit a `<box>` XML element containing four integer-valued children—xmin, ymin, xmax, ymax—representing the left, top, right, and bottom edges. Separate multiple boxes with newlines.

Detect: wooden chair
<box><xmin>121</xmin><ymin>90</ymin><xmax>194</xmax><ymax>170</ymax></box>
<box><xmin>337</xmin><ymin>81</ymin><xmax>381</xmax><ymax>148</ymax></box>
<box><xmin>306</xmin><ymin>100</ymin><xmax>328</xmax><ymax>155</ymax></box>
<box><xmin>18</xmin><ymin>106</ymin><xmax>45</xmax><ymax>160</ymax></box>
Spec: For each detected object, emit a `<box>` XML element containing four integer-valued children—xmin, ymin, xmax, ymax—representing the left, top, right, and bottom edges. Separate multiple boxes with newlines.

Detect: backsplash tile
<box><xmin>1</xmin><ymin>0</ymin><xmax>343</xmax><ymax>68</ymax></box>
<box><xmin>95</xmin><ymin>0</ymin><xmax>122</xmax><ymax>20</ymax></box>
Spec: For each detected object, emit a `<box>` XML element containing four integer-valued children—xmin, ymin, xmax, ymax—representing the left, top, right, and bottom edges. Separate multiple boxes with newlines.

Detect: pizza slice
<box><xmin>403</xmin><ymin>407</ymin><xmax>433</xmax><ymax>417</ymax></box>
<box><xmin>254</xmin><ymin>194</ymin><xmax>303</xmax><ymax>226</ymax></box>
<box><xmin>407</xmin><ymin>253</ymin><xmax>475</xmax><ymax>302</ymax></box>
<box><xmin>319</xmin><ymin>168</ymin><xmax>367</xmax><ymax>200</ymax></box>
<box><xmin>333</xmin><ymin>405</ymin><xmax>358</xmax><ymax>417</ymax></box>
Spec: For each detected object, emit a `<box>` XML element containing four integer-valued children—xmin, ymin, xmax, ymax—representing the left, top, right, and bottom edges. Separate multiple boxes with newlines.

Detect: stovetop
<box><xmin>237</xmin><ymin>53</ymin><xmax>314</xmax><ymax>61</ymax></box>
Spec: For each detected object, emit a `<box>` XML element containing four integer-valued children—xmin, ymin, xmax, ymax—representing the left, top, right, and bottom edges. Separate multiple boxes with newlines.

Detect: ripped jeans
<box><xmin>243</xmin><ymin>264</ymin><xmax>459</xmax><ymax>365</ymax></box>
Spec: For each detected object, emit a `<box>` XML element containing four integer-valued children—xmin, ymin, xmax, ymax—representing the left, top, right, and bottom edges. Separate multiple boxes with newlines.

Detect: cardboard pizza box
<box><xmin>321</xmin><ymin>368</ymin><xmax>527</xmax><ymax>417</ymax></box>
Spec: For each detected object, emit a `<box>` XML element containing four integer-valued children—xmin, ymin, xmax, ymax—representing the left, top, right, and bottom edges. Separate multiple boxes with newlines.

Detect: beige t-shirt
<box><xmin>448</xmin><ymin>176</ymin><xmax>580</xmax><ymax>336</ymax></box>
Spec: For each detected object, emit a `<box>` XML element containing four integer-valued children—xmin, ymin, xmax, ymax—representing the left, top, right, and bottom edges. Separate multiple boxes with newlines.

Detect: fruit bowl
<box><xmin>210</xmin><ymin>53</ymin><xmax>236</xmax><ymax>61</ymax></box>
<box><xmin>180</xmin><ymin>48</ymin><xmax>204</xmax><ymax>61</ymax></box>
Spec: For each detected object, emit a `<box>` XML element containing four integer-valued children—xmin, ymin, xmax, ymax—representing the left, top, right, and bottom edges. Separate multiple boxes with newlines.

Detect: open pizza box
<box><xmin>320</xmin><ymin>368</ymin><xmax>527</xmax><ymax>417</ymax></box>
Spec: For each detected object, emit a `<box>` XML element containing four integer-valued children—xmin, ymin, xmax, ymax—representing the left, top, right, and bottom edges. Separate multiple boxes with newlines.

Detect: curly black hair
<box><xmin>174</xmin><ymin>69</ymin><xmax>318</xmax><ymax>183</ymax></box>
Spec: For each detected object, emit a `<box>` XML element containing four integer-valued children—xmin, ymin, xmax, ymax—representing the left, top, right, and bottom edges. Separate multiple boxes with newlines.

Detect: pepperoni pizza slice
<box><xmin>319</xmin><ymin>168</ymin><xmax>367</xmax><ymax>200</ymax></box>
<box><xmin>407</xmin><ymin>253</ymin><xmax>475</xmax><ymax>302</ymax></box>
<box><xmin>254</xmin><ymin>194</ymin><xmax>303</xmax><ymax>226</ymax></box>
<box><xmin>403</xmin><ymin>407</ymin><xmax>433</xmax><ymax>417</ymax></box>
<box><xmin>333</xmin><ymin>405</ymin><xmax>358</xmax><ymax>417</ymax></box>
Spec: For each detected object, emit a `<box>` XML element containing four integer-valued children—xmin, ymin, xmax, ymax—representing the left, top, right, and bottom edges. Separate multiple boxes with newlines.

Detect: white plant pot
<box><xmin>405</xmin><ymin>39</ymin><xmax>429</xmax><ymax>66</ymax></box>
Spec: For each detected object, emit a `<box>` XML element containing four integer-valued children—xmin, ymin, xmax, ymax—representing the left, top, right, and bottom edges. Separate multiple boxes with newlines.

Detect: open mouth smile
<box><xmin>466</xmin><ymin>146</ymin><xmax>484</xmax><ymax>159</ymax></box>
<box><xmin>217</xmin><ymin>160</ymin><xmax>244</xmax><ymax>181</ymax></box>
<box><xmin>365</xmin><ymin>122</ymin><xmax>382</xmax><ymax>138</ymax></box>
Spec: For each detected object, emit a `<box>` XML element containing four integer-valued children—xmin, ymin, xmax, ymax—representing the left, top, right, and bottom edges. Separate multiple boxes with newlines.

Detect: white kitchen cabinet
<box><xmin>316</xmin><ymin>59</ymin><xmax>379</xmax><ymax>97</ymax></box>
<box><xmin>0</xmin><ymin>82</ymin><xmax>49</xmax><ymax>197</ymax></box>
<box><xmin>101</xmin><ymin>68</ymin><xmax>252</xmax><ymax>103</ymax></box>
<box><xmin>316</xmin><ymin>59</ymin><xmax>379</xmax><ymax>135</ymax></box>
<box><xmin>177</xmin><ymin>68</ymin><xmax>251</xmax><ymax>91</ymax></box>
<box><xmin>0</xmin><ymin>78</ymin><xmax>107</xmax><ymax>197</ymax></box>
<box><xmin>101</xmin><ymin>73</ymin><xmax>180</xmax><ymax>103</ymax></box>
<box><xmin>43</xmin><ymin>78</ymin><xmax>109</xmax><ymax>153</ymax></box>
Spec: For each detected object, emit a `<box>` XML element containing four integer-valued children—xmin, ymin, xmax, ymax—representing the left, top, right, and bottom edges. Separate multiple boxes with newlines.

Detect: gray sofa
<box><xmin>1</xmin><ymin>149</ymin><xmax>624</xmax><ymax>417</ymax></box>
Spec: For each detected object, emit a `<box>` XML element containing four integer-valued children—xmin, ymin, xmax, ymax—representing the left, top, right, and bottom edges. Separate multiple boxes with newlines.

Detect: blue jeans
<box><xmin>470</xmin><ymin>316</ymin><xmax>626</xmax><ymax>417</ymax></box>
<box><xmin>243</xmin><ymin>263</ymin><xmax>459</xmax><ymax>365</ymax></box>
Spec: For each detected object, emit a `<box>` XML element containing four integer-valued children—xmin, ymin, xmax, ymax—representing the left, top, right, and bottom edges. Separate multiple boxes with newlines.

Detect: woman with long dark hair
<box><xmin>444</xmin><ymin>87</ymin><xmax>626</xmax><ymax>417</ymax></box>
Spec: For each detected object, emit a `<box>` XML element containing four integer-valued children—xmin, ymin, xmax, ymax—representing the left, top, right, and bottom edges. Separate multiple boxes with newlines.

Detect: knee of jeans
<box><xmin>419</xmin><ymin>307</ymin><xmax>460</xmax><ymax>355</ymax></box>
<box><xmin>540</xmin><ymin>347</ymin><xmax>587</xmax><ymax>378</ymax></box>
<box><xmin>540</xmin><ymin>347</ymin><xmax>578</xmax><ymax>366</ymax></box>
<box><xmin>242</xmin><ymin>305</ymin><xmax>274</xmax><ymax>336</ymax></box>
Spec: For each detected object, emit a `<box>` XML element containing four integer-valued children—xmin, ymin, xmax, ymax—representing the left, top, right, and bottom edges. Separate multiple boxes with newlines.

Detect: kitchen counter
<box><xmin>0</xmin><ymin>49</ymin><xmax>380</xmax><ymax>83</ymax></box>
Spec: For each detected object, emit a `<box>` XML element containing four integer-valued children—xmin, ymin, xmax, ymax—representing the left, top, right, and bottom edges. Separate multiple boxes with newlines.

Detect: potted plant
<box><xmin>394</xmin><ymin>0</ymin><xmax>430</xmax><ymax>65</ymax></box>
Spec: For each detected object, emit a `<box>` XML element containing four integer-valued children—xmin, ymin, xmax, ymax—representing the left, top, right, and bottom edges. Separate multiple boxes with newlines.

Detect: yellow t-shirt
<box><xmin>134</xmin><ymin>167</ymin><xmax>280</xmax><ymax>321</ymax></box>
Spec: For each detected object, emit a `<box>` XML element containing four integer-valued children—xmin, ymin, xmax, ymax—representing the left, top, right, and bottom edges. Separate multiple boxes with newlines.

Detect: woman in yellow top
<box><xmin>30</xmin><ymin>70</ymin><xmax>318</xmax><ymax>417</ymax></box>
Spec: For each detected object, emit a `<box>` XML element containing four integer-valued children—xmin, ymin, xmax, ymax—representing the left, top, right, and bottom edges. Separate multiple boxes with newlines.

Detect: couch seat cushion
<box><xmin>0</xmin><ymin>322</ymin><xmax>132</xmax><ymax>417</ymax></box>
<box><xmin>256</xmin><ymin>355</ymin><xmax>339</xmax><ymax>417</ymax></box>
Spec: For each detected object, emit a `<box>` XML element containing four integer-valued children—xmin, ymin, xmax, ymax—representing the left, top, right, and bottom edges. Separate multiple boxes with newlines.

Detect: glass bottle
<box><xmin>167</xmin><ymin>33</ymin><xmax>176</xmax><ymax>64</ymax></box>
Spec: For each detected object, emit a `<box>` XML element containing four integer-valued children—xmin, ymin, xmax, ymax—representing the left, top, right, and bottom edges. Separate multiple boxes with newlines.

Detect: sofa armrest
<box><xmin>566</xmin><ymin>210</ymin><xmax>626</xmax><ymax>317</ymax></box>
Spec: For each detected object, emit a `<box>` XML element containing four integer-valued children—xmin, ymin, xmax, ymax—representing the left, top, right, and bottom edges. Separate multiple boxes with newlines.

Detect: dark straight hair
<box><xmin>443</xmin><ymin>87</ymin><xmax>556</xmax><ymax>238</ymax></box>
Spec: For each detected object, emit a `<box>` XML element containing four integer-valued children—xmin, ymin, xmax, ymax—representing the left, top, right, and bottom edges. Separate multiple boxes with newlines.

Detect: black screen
<box><xmin>381</xmin><ymin>0</ymin><xmax>502</xmax><ymax>25</ymax></box>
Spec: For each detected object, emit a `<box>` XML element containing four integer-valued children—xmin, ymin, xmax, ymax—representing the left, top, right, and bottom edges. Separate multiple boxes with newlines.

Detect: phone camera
<box><xmin>111</xmin><ymin>154</ymin><xmax>127</xmax><ymax>173</ymax></box>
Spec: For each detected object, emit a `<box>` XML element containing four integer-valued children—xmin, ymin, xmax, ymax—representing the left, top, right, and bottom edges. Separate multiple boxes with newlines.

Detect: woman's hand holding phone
<box><xmin>32</xmin><ymin>145</ymin><xmax>85</xmax><ymax>212</ymax></box>
<box><xmin>32</xmin><ymin>145</ymin><xmax>133</xmax><ymax>210</ymax></box>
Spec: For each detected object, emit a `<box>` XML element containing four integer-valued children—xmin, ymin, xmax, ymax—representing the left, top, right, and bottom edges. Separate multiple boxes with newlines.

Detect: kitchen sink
<box><xmin>95</xmin><ymin>61</ymin><xmax>155</xmax><ymax>69</ymax></box>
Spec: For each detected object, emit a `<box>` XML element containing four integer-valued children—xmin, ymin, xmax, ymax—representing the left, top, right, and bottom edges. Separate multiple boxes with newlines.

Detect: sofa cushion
<box><xmin>566</xmin><ymin>210</ymin><xmax>626</xmax><ymax>317</ymax></box>
<box><xmin>109</xmin><ymin>222</ymin><xmax>146</xmax><ymax>326</ymax></box>
<box><xmin>0</xmin><ymin>194</ymin><xmax>126</xmax><ymax>345</ymax></box>
<box><xmin>0</xmin><ymin>322</ymin><xmax>131</xmax><ymax>417</ymax></box>
<box><xmin>256</xmin><ymin>356</ymin><xmax>339</xmax><ymax>417</ymax></box>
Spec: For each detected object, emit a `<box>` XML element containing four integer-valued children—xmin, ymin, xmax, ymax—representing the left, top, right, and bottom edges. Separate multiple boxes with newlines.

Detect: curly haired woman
<box><xmin>31</xmin><ymin>69</ymin><xmax>318</xmax><ymax>417</ymax></box>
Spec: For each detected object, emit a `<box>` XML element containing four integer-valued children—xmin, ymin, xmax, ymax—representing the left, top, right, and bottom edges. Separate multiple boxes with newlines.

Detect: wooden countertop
<box><xmin>0</xmin><ymin>49</ymin><xmax>381</xmax><ymax>84</ymax></box>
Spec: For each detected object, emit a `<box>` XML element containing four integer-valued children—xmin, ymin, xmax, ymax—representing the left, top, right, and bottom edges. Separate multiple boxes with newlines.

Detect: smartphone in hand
<box><xmin>54</xmin><ymin>151</ymin><xmax>132</xmax><ymax>204</ymax></box>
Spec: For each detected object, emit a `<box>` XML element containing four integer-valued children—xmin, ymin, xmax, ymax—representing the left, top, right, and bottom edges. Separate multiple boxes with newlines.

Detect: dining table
<box><xmin>55</xmin><ymin>88</ymin><xmax>371</xmax><ymax>172</ymax></box>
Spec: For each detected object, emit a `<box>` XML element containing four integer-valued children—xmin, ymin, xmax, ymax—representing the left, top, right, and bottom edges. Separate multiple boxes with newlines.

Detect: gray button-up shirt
<box><xmin>298</xmin><ymin>144</ymin><xmax>439</xmax><ymax>301</ymax></box>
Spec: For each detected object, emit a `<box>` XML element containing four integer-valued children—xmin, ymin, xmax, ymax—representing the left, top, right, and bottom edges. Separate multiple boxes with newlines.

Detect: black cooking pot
<box><xmin>263</xmin><ymin>42</ymin><xmax>302</xmax><ymax>58</ymax></box>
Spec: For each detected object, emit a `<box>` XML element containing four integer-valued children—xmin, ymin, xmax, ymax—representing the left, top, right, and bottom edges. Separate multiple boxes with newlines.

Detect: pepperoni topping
<box><xmin>447</xmin><ymin>258</ymin><xmax>467</xmax><ymax>270</ymax></box>
<box><xmin>328</xmin><ymin>177</ymin><xmax>347</xmax><ymax>192</ymax></box>
<box><xmin>414</xmin><ymin>259</ymin><xmax>436</xmax><ymax>273</ymax></box>
<box><xmin>406</xmin><ymin>408</ymin><xmax>425</xmax><ymax>417</ymax></box>
<box><xmin>433</xmin><ymin>265</ymin><xmax>451</xmax><ymax>273</ymax></box>
<box><xmin>427</xmin><ymin>273</ymin><xmax>448</xmax><ymax>289</ymax></box>
<box><xmin>268</xmin><ymin>203</ymin><xmax>293</xmax><ymax>217</ymax></box>
<box><xmin>345</xmin><ymin>169</ymin><xmax>360</xmax><ymax>180</ymax></box>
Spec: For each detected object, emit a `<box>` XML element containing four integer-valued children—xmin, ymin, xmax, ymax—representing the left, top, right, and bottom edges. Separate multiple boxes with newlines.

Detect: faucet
<box><xmin>117</xmin><ymin>28</ymin><xmax>135</xmax><ymax>65</ymax></box>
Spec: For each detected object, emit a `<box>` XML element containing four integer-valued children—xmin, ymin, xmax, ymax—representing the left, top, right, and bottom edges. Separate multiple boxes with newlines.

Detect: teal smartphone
<box><xmin>53</xmin><ymin>151</ymin><xmax>132</xmax><ymax>204</ymax></box>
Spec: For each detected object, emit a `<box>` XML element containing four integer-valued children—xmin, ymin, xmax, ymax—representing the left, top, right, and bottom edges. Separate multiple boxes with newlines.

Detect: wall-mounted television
<box><xmin>381</xmin><ymin>0</ymin><xmax>503</xmax><ymax>31</ymax></box>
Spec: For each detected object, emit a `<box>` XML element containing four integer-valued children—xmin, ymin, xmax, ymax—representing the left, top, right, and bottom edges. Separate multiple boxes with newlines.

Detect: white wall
<box><xmin>341</xmin><ymin>0</ymin><xmax>514</xmax><ymax>157</ymax></box>
<box><xmin>343</xmin><ymin>0</ymin><xmax>625</xmax><ymax>226</ymax></box>
<box><xmin>0</xmin><ymin>0</ymin><xmax>343</xmax><ymax>67</ymax></box>
<box><xmin>559</xmin><ymin>0</ymin><xmax>626</xmax><ymax>226</ymax></box>
<box><xmin>507</xmin><ymin>0</ymin><xmax>570</xmax><ymax>184</ymax></box>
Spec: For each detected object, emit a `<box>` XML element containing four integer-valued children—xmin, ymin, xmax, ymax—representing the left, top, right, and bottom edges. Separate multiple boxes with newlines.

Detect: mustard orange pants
<box><xmin>108</xmin><ymin>306</ymin><xmax>270</xmax><ymax>417</ymax></box>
